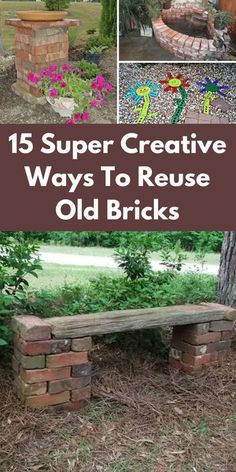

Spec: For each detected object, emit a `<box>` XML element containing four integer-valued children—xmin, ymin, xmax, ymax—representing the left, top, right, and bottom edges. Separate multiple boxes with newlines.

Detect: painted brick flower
<box><xmin>195</xmin><ymin>77</ymin><xmax>230</xmax><ymax>114</ymax></box>
<box><xmin>125</xmin><ymin>81</ymin><xmax>159</xmax><ymax>124</ymax></box>
<box><xmin>159</xmin><ymin>72</ymin><xmax>190</xmax><ymax>94</ymax></box>
<box><xmin>159</xmin><ymin>72</ymin><xmax>190</xmax><ymax>123</ymax></box>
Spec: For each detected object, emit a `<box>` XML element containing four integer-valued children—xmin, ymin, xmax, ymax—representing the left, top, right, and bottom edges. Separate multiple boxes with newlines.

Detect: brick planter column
<box><xmin>170</xmin><ymin>320</ymin><xmax>234</xmax><ymax>374</ymax></box>
<box><xmin>5</xmin><ymin>18</ymin><xmax>79</xmax><ymax>104</ymax></box>
<box><xmin>12</xmin><ymin>316</ymin><xmax>92</xmax><ymax>409</ymax></box>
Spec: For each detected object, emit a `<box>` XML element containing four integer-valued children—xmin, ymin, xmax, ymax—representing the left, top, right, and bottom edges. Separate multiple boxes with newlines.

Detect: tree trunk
<box><xmin>218</xmin><ymin>231</ymin><xmax>236</xmax><ymax>306</ymax></box>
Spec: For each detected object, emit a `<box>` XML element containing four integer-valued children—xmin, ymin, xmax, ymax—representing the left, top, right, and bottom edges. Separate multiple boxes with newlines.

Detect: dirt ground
<box><xmin>0</xmin><ymin>49</ymin><xmax>117</xmax><ymax>124</ymax></box>
<box><xmin>0</xmin><ymin>342</ymin><xmax>235</xmax><ymax>472</ymax></box>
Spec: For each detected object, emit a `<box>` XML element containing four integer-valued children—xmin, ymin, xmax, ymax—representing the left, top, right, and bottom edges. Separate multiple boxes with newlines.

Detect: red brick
<box><xmin>15</xmin><ymin>377</ymin><xmax>47</xmax><ymax>397</ymax></box>
<box><xmin>71</xmin><ymin>386</ymin><xmax>91</xmax><ymax>402</ymax></box>
<box><xmin>20</xmin><ymin>366</ymin><xmax>71</xmax><ymax>384</ymax></box>
<box><xmin>51</xmin><ymin>339</ymin><xmax>71</xmax><ymax>354</ymax></box>
<box><xmin>14</xmin><ymin>348</ymin><xmax>45</xmax><ymax>369</ymax></box>
<box><xmin>15</xmin><ymin>336</ymin><xmax>51</xmax><ymax>356</ymax></box>
<box><xmin>46</xmin><ymin>351</ymin><xmax>88</xmax><ymax>368</ymax></box>
<box><xmin>183</xmin><ymin>332</ymin><xmax>221</xmax><ymax>345</ymax></box>
<box><xmin>71</xmin><ymin>362</ymin><xmax>92</xmax><ymax>377</ymax></box>
<box><xmin>207</xmin><ymin>340</ymin><xmax>231</xmax><ymax>353</ymax></box>
<box><xmin>171</xmin><ymin>339</ymin><xmax>208</xmax><ymax>356</ymax></box>
<box><xmin>221</xmin><ymin>331</ymin><xmax>233</xmax><ymax>340</ymax></box>
<box><xmin>71</xmin><ymin>337</ymin><xmax>92</xmax><ymax>352</ymax></box>
<box><xmin>170</xmin><ymin>348</ymin><xmax>182</xmax><ymax>360</ymax></box>
<box><xmin>26</xmin><ymin>391</ymin><xmax>70</xmax><ymax>408</ymax></box>
<box><xmin>49</xmin><ymin>376</ymin><xmax>91</xmax><ymax>394</ymax></box>
<box><xmin>209</xmin><ymin>321</ymin><xmax>234</xmax><ymax>332</ymax></box>
<box><xmin>12</xmin><ymin>316</ymin><xmax>51</xmax><ymax>341</ymax></box>
<box><xmin>182</xmin><ymin>352</ymin><xmax>218</xmax><ymax>367</ymax></box>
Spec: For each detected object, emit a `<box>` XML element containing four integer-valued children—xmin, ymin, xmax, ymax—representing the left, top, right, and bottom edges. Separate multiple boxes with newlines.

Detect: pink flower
<box><xmin>51</xmin><ymin>74</ymin><xmax>63</xmax><ymax>83</ymax></box>
<box><xmin>60</xmin><ymin>81</ymin><xmax>67</xmax><ymax>88</ymax></box>
<box><xmin>106</xmin><ymin>83</ymin><xmax>113</xmax><ymax>92</ymax></box>
<box><xmin>96</xmin><ymin>75</ymin><xmax>106</xmax><ymax>85</ymax></box>
<box><xmin>40</xmin><ymin>70</ymin><xmax>48</xmax><ymax>77</ymax></box>
<box><xmin>28</xmin><ymin>72</ymin><xmax>41</xmax><ymax>84</ymax></box>
<box><xmin>66</xmin><ymin>119</ymin><xmax>76</xmax><ymax>124</ymax></box>
<box><xmin>62</xmin><ymin>64</ymin><xmax>73</xmax><ymax>72</ymax></box>
<box><xmin>90</xmin><ymin>100</ymin><xmax>97</xmax><ymax>107</ymax></box>
<box><xmin>49</xmin><ymin>65</ymin><xmax>58</xmax><ymax>71</ymax></box>
<box><xmin>49</xmin><ymin>88</ymin><xmax>59</xmax><ymax>97</ymax></box>
<box><xmin>81</xmin><ymin>112</ymin><xmax>89</xmax><ymax>121</ymax></box>
<box><xmin>74</xmin><ymin>113</ymin><xmax>82</xmax><ymax>120</ymax></box>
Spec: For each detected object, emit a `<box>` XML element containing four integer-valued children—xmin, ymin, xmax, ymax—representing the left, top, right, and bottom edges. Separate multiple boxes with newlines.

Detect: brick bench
<box><xmin>12</xmin><ymin>303</ymin><xmax>236</xmax><ymax>409</ymax></box>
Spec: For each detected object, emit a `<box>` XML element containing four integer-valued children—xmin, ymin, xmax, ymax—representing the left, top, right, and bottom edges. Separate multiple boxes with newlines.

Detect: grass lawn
<box><xmin>1</xmin><ymin>1</ymin><xmax>101</xmax><ymax>50</ymax></box>
<box><xmin>27</xmin><ymin>262</ymin><xmax>119</xmax><ymax>290</ymax></box>
<box><xmin>40</xmin><ymin>244</ymin><xmax>221</xmax><ymax>265</ymax></box>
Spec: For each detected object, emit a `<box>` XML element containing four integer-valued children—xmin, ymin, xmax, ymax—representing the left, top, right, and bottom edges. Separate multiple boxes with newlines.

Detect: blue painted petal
<box><xmin>200</xmin><ymin>89</ymin><xmax>206</xmax><ymax>93</ymax></box>
<box><xmin>218</xmin><ymin>91</ymin><xmax>227</xmax><ymax>97</ymax></box>
<box><xmin>128</xmin><ymin>86</ymin><xmax>137</xmax><ymax>92</ymax></box>
<box><xmin>196</xmin><ymin>82</ymin><xmax>206</xmax><ymax>87</ymax></box>
<box><xmin>152</xmin><ymin>84</ymin><xmax>160</xmax><ymax>90</ymax></box>
<box><xmin>125</xmin><ymin>92</ymin><xmax>135</xmax><ymax>98</ymax></box>
<box><xmin>205</xmin><ymin>77</ymin><xmax>212</xmax><ymax>83</ymax></box>
<box><xmin>146</xmin><ymin>80</ymin><xmax>152</xmax><ymax>86</ymax></box>
<box><xmin>213</xmin><ymin>79</ymin><xmax>219</xmax><ymax>85</ymax></box>
<box><xmin>136</xmin><ymin>82</ymin><xmax>142</xmax><ymax>87</ymax></box>
<box><xmin>150</xmin><ymin>92</ymin><xmax>159</xmax><ymax>97</ymax></box>
<box><xmin>133</xmin><ymin>96</ymin><xmax>142</xmax><ymax>104</ymax></box>
<box><xmin>220</xmin><ymin>85</ymin><xmax>229</xmax><ymax>90</ymax></box>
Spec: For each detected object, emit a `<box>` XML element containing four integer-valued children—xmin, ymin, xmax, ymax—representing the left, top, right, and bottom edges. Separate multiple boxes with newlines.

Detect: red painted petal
<box><xmin>172</xmin><ymin>87</ymin><xmax>178</xmax><ymax>93</ymax></box>
<box><xmin>167</xmin><ymin>71</ymin><xmax>173</xmax><ymax>79</ymax></box>
<box><xmin>164</xmin><ymin>86</ymin><xmax>172</xmax><ymax>92</ymax></box>
<box><xmin>182</xmin><ymin>83</ymin><xmax>190</xmax><ymax>87</ymax></box>
<box><xmin>159</xmin><ymin>80</ymin><xmax>168</xmax><ymax>84</ymax></box>
<box><xmin>176</xmin><ymin>73</ymin><xmax>182</xmax><ymax>79</ymax></box>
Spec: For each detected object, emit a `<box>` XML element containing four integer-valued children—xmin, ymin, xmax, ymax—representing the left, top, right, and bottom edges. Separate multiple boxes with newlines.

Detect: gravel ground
<box><xmin>119</xmin><ymin>63</ymin><xmax>236</xmax><ymax>124</ymax></box>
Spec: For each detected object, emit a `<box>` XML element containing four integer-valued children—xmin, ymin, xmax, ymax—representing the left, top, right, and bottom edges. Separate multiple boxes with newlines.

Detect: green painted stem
<box><xmin>137</xmin><ymin>94</ymin><xmax>150</xmax><ymax>124</ymax></box>
<box><xmin>171</xmin><ymin>86</ymin><xmax>187</xmax><ymax>124</ymax></box>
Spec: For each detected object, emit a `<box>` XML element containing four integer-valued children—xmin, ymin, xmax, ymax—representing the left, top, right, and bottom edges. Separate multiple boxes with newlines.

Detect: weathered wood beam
<box><xmin>47</xmin><ymin>303</ymin><xmax>235</xmax><ymax>339</ymax></box>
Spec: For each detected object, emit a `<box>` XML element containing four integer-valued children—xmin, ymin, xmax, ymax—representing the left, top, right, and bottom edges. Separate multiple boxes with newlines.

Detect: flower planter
<box><xmin>85</xmin><ymin>52</ymin><xmax>101</xmax><ymax>65</ymax></box>
<box><xmin>18</xmin><ymin>11</ymin><xmax>68</xmax><ymax>21</ymax></box>
<box><xmin>46</xmin><ymin>97</ymin><xmax>75</xmax><ymax>117</ymax></box>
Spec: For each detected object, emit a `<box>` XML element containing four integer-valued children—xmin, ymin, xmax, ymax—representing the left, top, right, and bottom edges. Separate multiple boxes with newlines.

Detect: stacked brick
<box><xmin>5</xmin><ymin>19</ymin><xmax>79</xmax><ymax>102</ymax></box>
<box><xmin>12</xmin><ymin>316</ymin><xmax>92</xmax><ymax>409</ymax></box>
<box><xmin>152</xmin><ymin>6</ymin><xmax>216</xmax><ymax>60</ymax></box>
<box><xmin>170</xmin><ymin>320</ymin><xmax>234</xmax><ymax>374</ymax></box>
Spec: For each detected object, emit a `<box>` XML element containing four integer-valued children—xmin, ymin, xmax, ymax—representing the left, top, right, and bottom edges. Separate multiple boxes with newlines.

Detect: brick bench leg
<box><xmin>170</xmin><ymin>320</ymin><xmax>234</xmax><ymax>374</ymax></box>
<box><xmin>12</xmin><ymin>316</ymin><xmax>92</xmax><ymax>409</ymax></box>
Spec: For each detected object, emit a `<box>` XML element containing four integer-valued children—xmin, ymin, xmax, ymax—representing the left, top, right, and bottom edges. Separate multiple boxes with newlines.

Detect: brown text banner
<box><xmin>0</xmin><ymin>124</ymin><xmax>235</xmax><ymax>230</ymax></box>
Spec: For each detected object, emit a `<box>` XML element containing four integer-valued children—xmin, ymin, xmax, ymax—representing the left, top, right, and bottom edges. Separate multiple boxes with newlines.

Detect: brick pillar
<box><xmin>5</xmin><ymin>19</ymin><xmax>79</xmax><ymax>104</ymax></box>
<box><xmin>170</xmin><ymin>320</ymin><xmax>234</xmax><ymax>374</ymax></box>
<box><xmin>12</xmin><ymin>316</ymin><xmax>92</xmax><ymax>409</ymax></box>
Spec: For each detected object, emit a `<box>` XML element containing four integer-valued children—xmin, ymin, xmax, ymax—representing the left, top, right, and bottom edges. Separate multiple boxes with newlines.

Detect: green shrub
<box><xmin>115</xmin><ymin>246</ymin><xmax>152</xmax><ymax>280</ymax></box>
<box><xmin>85</xmin><ymin>35</ymin><xmax>114</xmax><ymax>51</ymax></box>
<box><xmin>0</xmin><ymin>232</ymin><xmax>42</xmax><ymax>348</ymax></box>
<box><xmin>214</xmin><ymin>11</ymin><xmax>234</xmax><ymax>30</ymax></box>
<box><xmin>78</xmin><ymin>60</ymin><xmax>101</xmax><ymax>79</ymax></box>
<box><xmin>43</xmin><ymin>0</ymin><xmax>70</xmax><ymax>11</ymax></box>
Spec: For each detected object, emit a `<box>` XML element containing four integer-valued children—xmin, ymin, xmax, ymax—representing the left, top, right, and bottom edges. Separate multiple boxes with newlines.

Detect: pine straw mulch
<box><xmin>0</xmin><ymin>344</ymin><xmax>235</xmax><ymax>472</ymax></box>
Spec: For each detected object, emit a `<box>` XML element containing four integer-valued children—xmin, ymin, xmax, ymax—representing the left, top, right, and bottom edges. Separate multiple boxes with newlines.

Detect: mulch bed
<box><xmin>0</xmin><ymin>343</ymin><xmax>235</xmax><ymax>472</ymax></box>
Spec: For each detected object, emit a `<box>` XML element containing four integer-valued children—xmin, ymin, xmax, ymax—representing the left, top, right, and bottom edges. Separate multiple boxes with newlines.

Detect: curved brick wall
<box><xmin>152</xmin><ymin>6</ymin><xmax>216</xmax><ymax>60</ymax></box>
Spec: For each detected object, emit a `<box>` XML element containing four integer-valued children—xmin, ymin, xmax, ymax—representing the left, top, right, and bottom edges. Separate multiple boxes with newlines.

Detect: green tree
<box><xmin>43</xmin><ymin>0</ymin><xmax>70</xmax><ymax>12</ymax></box>
<box><xmin>0</xmin><ymin>232</ymin><xmax>42</xmax><ymax>347</ymax></box>
<box><xmin>100</xmin><ymin>0</ymin><xmax>117</xmax><ymax>42</ymax></box>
